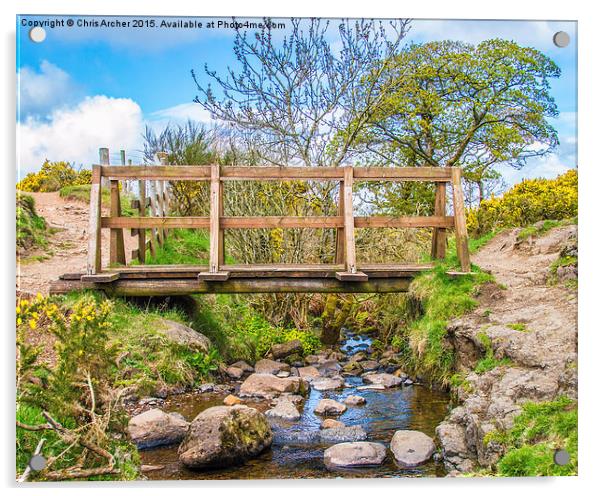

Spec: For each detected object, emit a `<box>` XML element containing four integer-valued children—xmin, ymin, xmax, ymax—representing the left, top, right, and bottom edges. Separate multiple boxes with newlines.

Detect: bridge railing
<box><xmin>87</xmin><ymin>162</ymin><xmax>470</xmax><ymax>279</ymax></box>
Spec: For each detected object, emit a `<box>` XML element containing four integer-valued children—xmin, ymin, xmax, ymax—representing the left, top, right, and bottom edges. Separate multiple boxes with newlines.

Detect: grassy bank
<box><xmin>16</xmin><ymin>194</ymin><xmax>48</xmax><ymax>252</ymax></box>
<box><xmin>380</xmin><ymin>233</ymin><xmax>495</xmax><ymax>385</ymax></box>
<box><xmin>487</xmin><ymin>396</ymin><xmax>577</xmax><ymax>476</ymax></box>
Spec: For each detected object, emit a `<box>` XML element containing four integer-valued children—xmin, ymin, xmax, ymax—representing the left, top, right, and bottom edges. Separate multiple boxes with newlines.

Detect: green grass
<box><xmin>16</xmin><ymin>194</ymin><xmax>48</xmax><ymax>251</ymax></box>
<box><xmin>517</xmin><ymin>217</ymin><xmax>577</xmax><ymax>241</ymax></box>
<box><xmin>143</xmin><ymin>228</ymin><xmax>211</xmax><ymax>265</ymax></box>
<box><xmin>488</xmin><ymin>396</ymin><xmax>577</xmax><ymax>476</ymax></box>
<box><xmin>473</xmin><ymin>331</ymin><xmax>513</xmax><ymax>374</ymax></box>
<box><xmin>508</xmin><ymin>323</ymin><xmax>529</xmax><ymax>332</ymax></box>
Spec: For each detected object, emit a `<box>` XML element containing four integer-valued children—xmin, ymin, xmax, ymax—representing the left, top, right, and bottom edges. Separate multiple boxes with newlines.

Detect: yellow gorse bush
<box><xmin>467</xmin><ymin>169</ymin><xmax>577</xmax><ymax>236</ymax></box>
<box><xmin>17</xmin><ymin>160</ymin><xmax>92</xmax><ymax>192</ymax></box>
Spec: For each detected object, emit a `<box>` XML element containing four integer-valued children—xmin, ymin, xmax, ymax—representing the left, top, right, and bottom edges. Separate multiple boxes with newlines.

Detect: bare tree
<box><xmin>193</xmin><ymin>17</ymin><xmax>410</xmax><ymax>168</ymax></box>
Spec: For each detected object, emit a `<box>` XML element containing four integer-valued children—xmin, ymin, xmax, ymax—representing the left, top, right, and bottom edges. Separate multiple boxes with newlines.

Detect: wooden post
<box><xmin>120</xmin><ymin>150</ymin><xmax>128</xmax><ymax>194</ymax></box>
<box><xmin>150</xmin><ymin>181</ymin><xmax>164</xmax><ymax>246</ymax></box>
<box><xmin>105</xmin><ymin>147</ymin><xmax>126</xmax><ymax>266</ymax></box>
<box><xmin>198</xmin><ymin>164</ymin><xmax>228</xmax><ymax>280</ymax></box>
<box><xmin>218</xmin><ymin>177</ymin><xmax>225</xmax><ymax>265</ymax></box>
<box><xmin>137</xmin><ymin>178</ymin><xmax>146</xmax><ymax>263</ymax></box>
<box><xmin>336</xmin><ymin>167</ymin><xmax>367</xmax><ymax>281</ymax></box>
<box><xmin>157</xmin><ymin>152</ymin><xmax>169</xmax><ymax>240</ymax></box>
<box><xmin>109</xmin><ymin>180</ymin><xmax>127</xmax><ymax>265</ymax></box>
<box><xmin>451</xmin><ymin>167</ymin><xmax>471</xmax><ymax>272</ymax></box>
<box><xmin>99</xmin><ymin>148</ymin><xmax>110</xmax><ymax>189</ymax></box>
<box><xmin>431</xmin><ymin>182</ymin><xmax>447</xmax><ymax>259</ymax></box>
<box><xmin>334</xmin><ymin>180</ymin><xmax>345</xmax><ymax>264</ymax></box>
<box><xmin>209</xmin><ymin>163</ymin><xmax>220</xmax><ymax>272</ymax></box>
<box><xmin>86</xmin><ymin>165</ymin><xmax>102</xmax><ymax>274</ymax></box>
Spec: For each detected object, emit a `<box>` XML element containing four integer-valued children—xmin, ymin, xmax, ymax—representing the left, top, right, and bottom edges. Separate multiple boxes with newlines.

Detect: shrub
<box><xmin>17</xmin><ymin>160</ymin><xmax>91</xmax><ymax>192</ymax></box>
<box><xmin>16</xmin><ymin>293</ymin><xmax>139</xmax><ymax>480</ymax></box>
<box><xmin>467</xmin><ymin>169</ymin><xmax>577</xmax><ymax>236</ymax></box>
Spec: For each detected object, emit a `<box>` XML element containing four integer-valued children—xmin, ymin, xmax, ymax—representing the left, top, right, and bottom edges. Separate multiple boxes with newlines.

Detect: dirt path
<box><xmin>436</xmin><ymin>226</ymin><xmax>578</xmax><ymax>473</ymax></box>
<box><xmin>17</xmin><ymin>192</ymin><xmax>138</xmax><ymax>296</ymax></box>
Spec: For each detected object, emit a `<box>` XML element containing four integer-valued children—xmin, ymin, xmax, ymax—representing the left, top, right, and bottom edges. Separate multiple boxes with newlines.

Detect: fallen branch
<box><xmin>41</xmin><ymin>411</ymin><xmax>115</xmax><ymax>467</ymax></box>
<box><xmin>17</xmin><ymin>437</ymin><xmax>45</xmax><ymax>482</ymax></box>
<box><xmin>16</xmin><ymin>420</ymin><xmax>52</xmax><ymax>431</ymax></box>
<box><xmin>43</xmin><ymin>466</ymin><xmax>120</xmax><ymax>481</ymax></box>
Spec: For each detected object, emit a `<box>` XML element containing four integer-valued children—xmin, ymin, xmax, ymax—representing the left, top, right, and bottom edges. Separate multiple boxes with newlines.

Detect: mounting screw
<box><xmin>553</xmin><ymin>449</ymin><xmax>570</xmax><ymax>466</ymax></box>
<box><xmin>28</xmin><ymin>455</ymin><xmax>47</xmax><ymax>471</ymax></box>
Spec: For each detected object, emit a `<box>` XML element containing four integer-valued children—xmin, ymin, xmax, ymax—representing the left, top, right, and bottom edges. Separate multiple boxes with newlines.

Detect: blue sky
<box><xmin>16</xmin><ymin>16</ymin><xmax>577</xmax><ymax>185</ymax></box>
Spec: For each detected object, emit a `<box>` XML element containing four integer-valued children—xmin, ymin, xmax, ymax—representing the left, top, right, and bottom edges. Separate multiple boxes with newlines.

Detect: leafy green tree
<box><xmin>352</xmin><ymin>39</ymin><xmax>561</xmax><ymax>205</ymax></box>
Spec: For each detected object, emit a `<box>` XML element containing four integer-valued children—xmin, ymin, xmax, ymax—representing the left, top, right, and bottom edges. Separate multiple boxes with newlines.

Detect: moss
<box><xmin>508</xmin><ymin>323</ymin><xmax>529</xmax><ymax>332</ymax></box>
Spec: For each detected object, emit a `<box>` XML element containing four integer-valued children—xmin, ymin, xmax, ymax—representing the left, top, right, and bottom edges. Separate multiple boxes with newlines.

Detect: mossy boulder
<box><xmin>178</xmin><ymin>405</ymin><xmax>273</xmax><ymax>469</ymax></box>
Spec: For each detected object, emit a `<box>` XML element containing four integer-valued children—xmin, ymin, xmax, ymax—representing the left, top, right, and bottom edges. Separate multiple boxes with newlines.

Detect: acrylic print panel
<box><xmin>16</xmin><ymin>15</ymin><xmax>577</xmax><ymax>481</ymax></box>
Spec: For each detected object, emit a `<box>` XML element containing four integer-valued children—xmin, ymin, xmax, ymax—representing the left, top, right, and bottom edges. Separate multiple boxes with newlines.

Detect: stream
<box><xmin>140</xmin><ymin>332</ymin><xmax>451</xmax><ymax>480</ymax></box>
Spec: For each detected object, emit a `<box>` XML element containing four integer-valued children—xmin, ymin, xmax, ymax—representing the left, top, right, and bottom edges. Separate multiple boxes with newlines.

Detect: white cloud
<box><xmin>144</xmin><ymin>102</ymin><xmax>216</xmax><ymax>133</ymax></box>
<box><xmin>148</xmin><ymin>102</ymin><xmax>214</xmax><ymax>125</ymax></box>
<box><xmin>18</xmin><ymin>60</ymin><xmax>80</xmax><ymax>118</ymax></box>
<box><xmin>17</xmin><ymin>95</ymin><xmax>144</xmax><ymax>176</ymax></box>
<box><xmin>499</xmin><ymin>153</ymin><xmax>573</xmax><ymax>186</ymax></box>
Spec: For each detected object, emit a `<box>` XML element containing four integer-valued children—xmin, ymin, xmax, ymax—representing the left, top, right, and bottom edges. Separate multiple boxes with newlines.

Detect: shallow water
<box><xmin>140</xmin><ymin>333</ymin><xmax>451</xmax><ymax>480</ymax></box>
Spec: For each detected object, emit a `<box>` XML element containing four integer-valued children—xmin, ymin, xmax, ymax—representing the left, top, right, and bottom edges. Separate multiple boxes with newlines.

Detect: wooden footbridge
<box><xmin>50</xmin><ymin>153</ymin><xmax>470</xmax><ymax>296</ymax></box>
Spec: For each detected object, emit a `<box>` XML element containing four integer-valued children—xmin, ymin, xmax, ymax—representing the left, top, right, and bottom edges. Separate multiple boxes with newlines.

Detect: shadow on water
<box><xmin>140</xmin><ymin>332</ymin><xmax>451</xmax><ymax>480</ymax></box>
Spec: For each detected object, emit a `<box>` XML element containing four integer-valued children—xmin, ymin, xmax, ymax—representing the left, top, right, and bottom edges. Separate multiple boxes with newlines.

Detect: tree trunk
<box><xmin>320</xmin><ymin>295</ymin><xmax>351</xmax><ymax>345</ymax></box>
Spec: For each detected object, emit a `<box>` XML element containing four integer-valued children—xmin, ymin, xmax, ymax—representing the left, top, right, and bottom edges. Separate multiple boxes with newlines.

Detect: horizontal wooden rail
<box><xmin>99</xmin><ymin>165</ymin><xmax>454</xmax><ymax>182</ymax></box>
<box><xmin>354</xmin><ymin>216</ymin><xmax>454</xmax><ymax>228</ymax></box>
<box><xmin>101</xmin><ymin>215</ymin><xmax>455</xmax><ymax>230</ymax></box>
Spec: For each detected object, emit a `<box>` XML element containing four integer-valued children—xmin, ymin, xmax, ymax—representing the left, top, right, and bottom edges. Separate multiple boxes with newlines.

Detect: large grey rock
<box><xmin>343</xmin><ymin>395</ymin><xmax>366</xmax><ymax>406</ymax></box>
<box><xmin>390</xmin><ymin>430</ymin><xmax>436</xmax><ymax>467</ymax></box>
<box><xmin>316</xmin><ymin>359</ymin><xmax>342</xmax><ymax>377</ymax></box>
<box><xmin>320</xmin><ymin>425</ymin><xmax>367</xmax><ymax>443</ymax></box>
<box><xmin>359</xmin><ymin>360</ymin><xmax>380</xmax><ymax>372</ymax></box>
<box><xmin>128</xmin><ymin>408</ymin><xmax>189</xmax><ymax>449</ymax></box>
<box><xmin>254</xmin><ymin>359</ymin><xmax>290</xmax><ymax>375</ymax></box>
<box><xmin>311</xmin><ymin>376</ymin><xmax>345</xmax><ymax>391</ymax></box>
<box><xmin>271</xmin><ymin>339</ymin><xmax>304</xmax><ymax>359</ymax></box>
<box><xmin>265</xmin><ymin>398</ymin><xmax>301</xmax><ymax>421</ymax></box>
<box><xmin>314</xmin><ymin>399</ymin><xmax>347</xmax><ymax>416</ymax></box>
<box><xmin>342</xmin><ymin>361</ymin><xmax>363</xmax><ymax>376</ymax></box>
<box><xmin>363</xmin><ymin>373</ymin><xmax>403</xmax><ymax>388</ymax></box>
<box><xmin>321</xmin><ymin>419</ymin><xmax>345</xmax><ymax>429</ymax></box>
<box><xmin>239</xmin><ymin>373</ymin><xmax>308</xmax><ymax>399</ymax></box>
<box><xmin>231</xmin><ymin>360</ymin><xmax>254</xmax><ymax>373</ymax></box>
<box><xmin>297</xmin><ymin>365</ymin><xmax>320</xmax><ymax>379</ymax></box>
<box><xmin>158</xmin><ymin>320</ymin><xmax>211</xmax><ymax>352</ymax></box>
<box><xmin>178</xmin><ymin>405</ymin><xmax>272</xmax><ymax>469</ymax></box>
<box><xmin>435</xmin><ymin>421</ymin><xmax>475</xmax><ymax>472</ymax></box>
<box><xmin>226</xmin><ymin>366</ymin><xmax>244</xmax><ymax>379</ymax></box>
<box><xmin>324</xmin><ymin>442</ymin><xmax>387</xmax><ymax>468</ymax></box>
